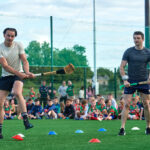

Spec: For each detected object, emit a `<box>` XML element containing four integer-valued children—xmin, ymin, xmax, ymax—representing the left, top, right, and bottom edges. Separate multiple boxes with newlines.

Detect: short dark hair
<box><xmin>133</xmin><ymin>31</ymin><xmax>144</xmax><ymax>39</ymax></box>
<box><xmin>66</xmin><ymin>99</ymin><xmax>72</xmax><ymax>102</ymax></box>
<box><xmin>3</xmin><ymin>28</ymin><xmax>17</xmax><ymax>37</ymax></box>
<box><xmin>35</xmin><ymin>99</ymin><xmax>40</xmax><ymax>102</ymax></box>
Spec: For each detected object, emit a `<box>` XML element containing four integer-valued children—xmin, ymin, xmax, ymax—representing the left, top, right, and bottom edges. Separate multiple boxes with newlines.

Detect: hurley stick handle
<box><xmin>42</xmin><ymin>71</ymin><xmax>56</xmax><ymax>76</ymax></box>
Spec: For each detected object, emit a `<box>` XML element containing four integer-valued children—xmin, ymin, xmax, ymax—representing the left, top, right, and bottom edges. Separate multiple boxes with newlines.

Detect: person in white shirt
<box><xmin>0</xmin><ymin>28</ymin><xmax>35</xmax><ymax>139</ymax></box>
<box><xmin>107</xmin><ymin>93</ymin><xmax>117</xmax><ymax>109</ymax></box>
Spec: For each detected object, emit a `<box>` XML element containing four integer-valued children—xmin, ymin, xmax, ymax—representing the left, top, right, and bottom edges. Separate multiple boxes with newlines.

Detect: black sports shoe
<box><xmin>145</xmin><ymin>127</ymin><xmax>150</xmax><ymax>135</ymax></box>
<box><xmin>25</xmin><ymin>123</ymin><xmax>34</xmax><ymax>130</ymax></box>
<box><xmin>24</xmin><ymin>119</ymin><xmax>34</xmax><ymax>130</ymax></box>
<box><xmin>118</xmin><ymin>128</ymin><xmax>126</xmax><ymax>136</ymax></box>
<box><xmin>0</xmin><ymin>133</ymin><xmax>3</xmax><ymax>139</ymax></box>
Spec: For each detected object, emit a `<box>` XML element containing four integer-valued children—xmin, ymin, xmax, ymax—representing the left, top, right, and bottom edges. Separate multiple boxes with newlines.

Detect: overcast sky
<box><xmin>0</xmin><ymin>0</ymin><xmax>145</xmax><ymax>70</ymax></box>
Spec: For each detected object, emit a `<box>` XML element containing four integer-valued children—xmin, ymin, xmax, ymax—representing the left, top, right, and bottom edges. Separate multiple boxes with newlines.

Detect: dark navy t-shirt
<box><xmin>122</xmin><ymin>47</ymin><xmax>150</xmax><ymax>80</ymax></box>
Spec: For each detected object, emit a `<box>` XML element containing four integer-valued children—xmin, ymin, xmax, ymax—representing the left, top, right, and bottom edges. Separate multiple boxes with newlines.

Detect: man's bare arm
<box><xmin>0</xmin><ymin>57</ymin><xmax>28</xmax><ymax>79</ymax></box>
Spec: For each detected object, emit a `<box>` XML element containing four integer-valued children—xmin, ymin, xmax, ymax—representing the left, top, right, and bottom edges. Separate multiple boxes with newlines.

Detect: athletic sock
<box><xmin>0</xmin><ymin>124</ymin><xmax>2</xmax><ymax>134</ymax></box>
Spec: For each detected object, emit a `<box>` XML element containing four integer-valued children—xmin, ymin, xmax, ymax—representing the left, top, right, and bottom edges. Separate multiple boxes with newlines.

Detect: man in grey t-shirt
<box><xmin>119</xmin><ymin>31</ymin><xmax>150</xmax><ymax>136</ymax></box>
<box><xmin>0</xmin><ymin>28</ymin><xmax>35</xmax><ymax>139</ymax></box>
<box><xmin>58</xmin><ymin>81</ymin><xmax>67</xmax><ymax>103</ymax></box>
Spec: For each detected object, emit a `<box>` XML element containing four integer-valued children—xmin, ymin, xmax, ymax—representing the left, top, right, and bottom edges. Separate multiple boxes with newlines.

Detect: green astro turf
<box><xmin>1</xmin><ymin>120</ymin><xmax>150</xmax><ymax>150</ymax></box>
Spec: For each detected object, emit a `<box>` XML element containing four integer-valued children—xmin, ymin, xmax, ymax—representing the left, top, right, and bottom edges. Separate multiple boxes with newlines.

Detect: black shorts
<box><xmin>124</xmin><ymin>79</ymin><xmax>150</xmax><ymax>94</ymax></box>
<box><xmin>0</xmin><ymin>75</ymin><xmax>23</xmax><ymax>92</ymax></box>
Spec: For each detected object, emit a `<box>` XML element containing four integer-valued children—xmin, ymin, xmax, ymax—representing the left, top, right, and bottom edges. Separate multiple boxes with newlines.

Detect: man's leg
<box><xmin>12</xmin><ymin>81</ymin><xmax>33</xmax><ymax>129</ymax></box>
<box><xmin>0</xmin><ymin>90</ymin><xmax>9</xmax><ymax>139</ymax></box>
<box><xmin>119</xmin><ymin>94</ymin><xmax>132</xmax><ymax>135</ymax></box>
<box><xmin>140</xmin><ymin>93</ymin><xmax>150</xmax><ymax>134</ymax></box>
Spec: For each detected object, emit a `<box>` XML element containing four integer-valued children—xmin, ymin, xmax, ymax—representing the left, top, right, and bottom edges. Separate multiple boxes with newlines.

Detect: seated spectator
<box><xmin>107</xmin><ymin>93</ymin><xmax>118</xmax><ymax>109</ymax></box>
<box><xmin>97</xmin><ymin>97</ymin><xmax>107</xmax><ymax>118</ymax></box>
<box><xmin>4</xmin><ymin>100</ymin><xmax>13</xmax><ymax>120</ymax></box>
<box><xmin>128</xmin><ymin>97</ymin><xmax>140</xmax><ymax>120</ymax></box>
<box><xmin>26</xmin><ymin>98</ymin><xmax>34</xmax><ymax>115</ymax></box>
<box><xmin>88</xmin><ymin>98</ymin><xmax>102</xmax><ymax>121</ymax></box>
<box><xmin>118</xmin><ymin>97</ymin><xmax>124</xmax><ymax>119</ymax></box>
<box><xmin>10</xmin><ymin>99</ymin><xmax>17</xmax><ymax>118</ymax></box>
<box><xmin>77</xmin><ymin>99</ymin><xmax>89</xmax><ymax>120</ymax></box>
<box><xmin>60</xmin><ymin>99</ymin><xmax>75</xmax><ymax>119</ymax></box>
<box><xmin>53</xmin><ymin>97</ymin><xmax>61</xmax><ymax>118</ymax></box>
<box><xmin>74</xmin><ymin>99</ymin><xmax>82</xmax><ymax>119</ymax></box>
<box><xmin>74</xmin><ymin>99</ymin><xmax>81</xmax><ymax>111</ymax></box>
<box><xmin>44</xmin><ymin>100</ymin><xmax>57</xmax><ymax>119</ymax></box>
<box><xmin>28</xmin><ymin>99</ymin><xmax>43</xmax><ymax>119</ymax></box>
<box><xmin>134</xmin><ymin>96</ymin><xmax>144</xmax><ymax>120</ymax></box>
<box><xmin>105</xmin><ymin>99</ymin><xmax>118</xmax><ymax>120</ymax></box>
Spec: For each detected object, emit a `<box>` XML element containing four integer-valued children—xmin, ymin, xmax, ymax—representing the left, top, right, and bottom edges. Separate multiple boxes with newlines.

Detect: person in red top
<box><xmin>29</xmin><ymin>87</ymin><xmax>36</xmax><ymax>100</ymax></box>
<box><xmin>74</xmin><ymin>99</ymin><xmax>81</xmax><ymax>111</ymax></box>
<box><xmin>128</xmin><ymin>97</ymin><xmax>140</xmax><ymax>120</ymax></box>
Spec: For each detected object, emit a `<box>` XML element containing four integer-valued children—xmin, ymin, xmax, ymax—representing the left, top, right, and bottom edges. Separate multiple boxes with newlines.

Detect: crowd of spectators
<box><xmin>4</xmin><ymin>80</ymin><xmax>145</xmax><ymax>121</ymax></box>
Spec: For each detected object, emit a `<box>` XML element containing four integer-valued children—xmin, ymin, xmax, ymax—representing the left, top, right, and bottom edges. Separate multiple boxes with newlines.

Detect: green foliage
<box><xmin>25</xmin><ymin>41</ymin><xmax>89</xmax><ymax>67</ymax></box>
<box><xmin>97</xmin><ymin>67</ymin><xmax>114</xmax><ymax>79</ymax></box>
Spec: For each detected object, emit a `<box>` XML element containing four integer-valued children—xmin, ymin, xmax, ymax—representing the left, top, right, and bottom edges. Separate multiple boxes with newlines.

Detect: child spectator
<box><xmin>53</xmin><ymin>97</ymin><xmax>61</xmax><ymax>118</ymax></box>
<box><xmin>60</xmin><ymin>99</ymin><xmax>75</xmax><ymax>119</ymax></box>
<box><xmin>97</xmin><ymin>97</ymin><xmax>107</xmax><ymax>118</ymax></box>
<box><xmin>118</xmin><ymin>97</ymin><xmax>124</xmax><ymax>119</ymax></box>
<box><xmin>105</xmin><ymin>99</ymin><xmax>118</xmax><ymax>120</ymax></box>
<box><xmin>44</xmin><ymin>100</ymin><xmax>57</xmax><ymax>119</ymax></box>
<box><xmin>128</xmin><ymin>97</ymin><xmax>140</xmax><ymax>120</ymax></box>
<box><xmin>28</xmin><ymin>99</ymin><xmax>43</xmax><ymax>119</ymax></box>
<box><xmin>4</xmin><ymin>100</ymin><xmax>13</xmax><ymax>120</ymax></box>
<box><xmin>88</xmin><ymin>98</ymin><xmax>102</xmax><ymax>120</ymax></box>
<box><xmin>74</xmin><ymin>99</ymin><xmax>81</xmax><ymax>112</ymax></box>
<box><xmin>26</xmin><ymin>98</ymin><xmax>34</xmax><ymax>115</ymax></box>
<box><xmin>29</xmin><ymin>87</ymin><xmax>36</xmax><ymax>100</ymax></box>
<box><xmin>107</xmin><ymin>93</ymin><xmax>118</xmax><ymax>109</ymax></box>
<box><xmin>77</xmin><ymin>99</ymin><xmax>89</xmax><ymax>120</ymax></box>
<box><xmin>10</xmin><ymin>99</ymin><xmax>17</xmax><ymax>118</ymax></box>
<box><xmin>74</xmin><ymin>99</ymin><xmax>81</xmax><ymax>120</ymax></box>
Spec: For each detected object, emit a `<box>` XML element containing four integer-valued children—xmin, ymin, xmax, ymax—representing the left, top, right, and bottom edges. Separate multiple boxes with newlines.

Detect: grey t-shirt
<box><xmin>122</xmin><ymin>46</ymin><xmax>150</xmax><ymax>80</ymax></box>
<box><xmin>0</xmin><ymin>41</ymin><xmax>25</xmax><ymax>77</ymax></box>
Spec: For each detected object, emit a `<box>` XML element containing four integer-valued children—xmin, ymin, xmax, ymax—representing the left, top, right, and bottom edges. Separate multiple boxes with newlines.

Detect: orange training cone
<box><xmin>89</xmin><ymin>138</ymin><xmax>101</xmax><ymax>143</ymax></box>
<box><xmin>12</xmin><ymin>135</ymin><xmax>24</xmax><ymax>141</ymax></box>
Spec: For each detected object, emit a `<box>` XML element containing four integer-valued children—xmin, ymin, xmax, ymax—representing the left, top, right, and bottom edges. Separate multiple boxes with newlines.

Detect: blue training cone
<box><xmin>48</xmin><ymin>131</ymin><xmax>57</xmax><ymax>135</ymax></box>
<box><xmin>75</xmin><ymin>130</ymin><xmax>84</xmax><ymax>133</ymax></box>
<box><xmin>98</xmin><ymin>128</ymin><xmax>107</xmax><ymax>132</ymax></box>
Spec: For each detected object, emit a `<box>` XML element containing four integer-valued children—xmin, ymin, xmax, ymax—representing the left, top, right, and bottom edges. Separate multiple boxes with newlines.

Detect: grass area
<box><xmin>1</xmin><ymin>120</ymin><xmax>150</xmax><ymax>150</ymax></box>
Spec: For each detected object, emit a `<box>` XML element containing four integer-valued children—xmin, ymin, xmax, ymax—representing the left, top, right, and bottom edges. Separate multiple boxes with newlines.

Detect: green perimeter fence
<box><xmin>22</xmin><ymin>66</ymin><xmax>122</xmax><ymax>100</ymax></box>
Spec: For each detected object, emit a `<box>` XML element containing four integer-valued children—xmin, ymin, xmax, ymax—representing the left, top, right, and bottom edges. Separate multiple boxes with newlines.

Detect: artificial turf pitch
<box><xmin>1</xmin><ymin>119</ymin><xmax>150</xmax><ymax>150</ymax></box>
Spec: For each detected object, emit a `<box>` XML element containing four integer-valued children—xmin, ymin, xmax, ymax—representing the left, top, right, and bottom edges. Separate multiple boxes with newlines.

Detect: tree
<box><xmin>25</xmin><ymin>41</ymin><xmax>89</xmax><ymax>67</ymax></box>
<box><xmin>97</xmin><ymin>67</ymin><xmax>114</xmax><ymax>79</ymax></box>
<box><xmin>25</xmin><ymin>41</ymin><xmax>42</xmax><ymax>65</ymax></box>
